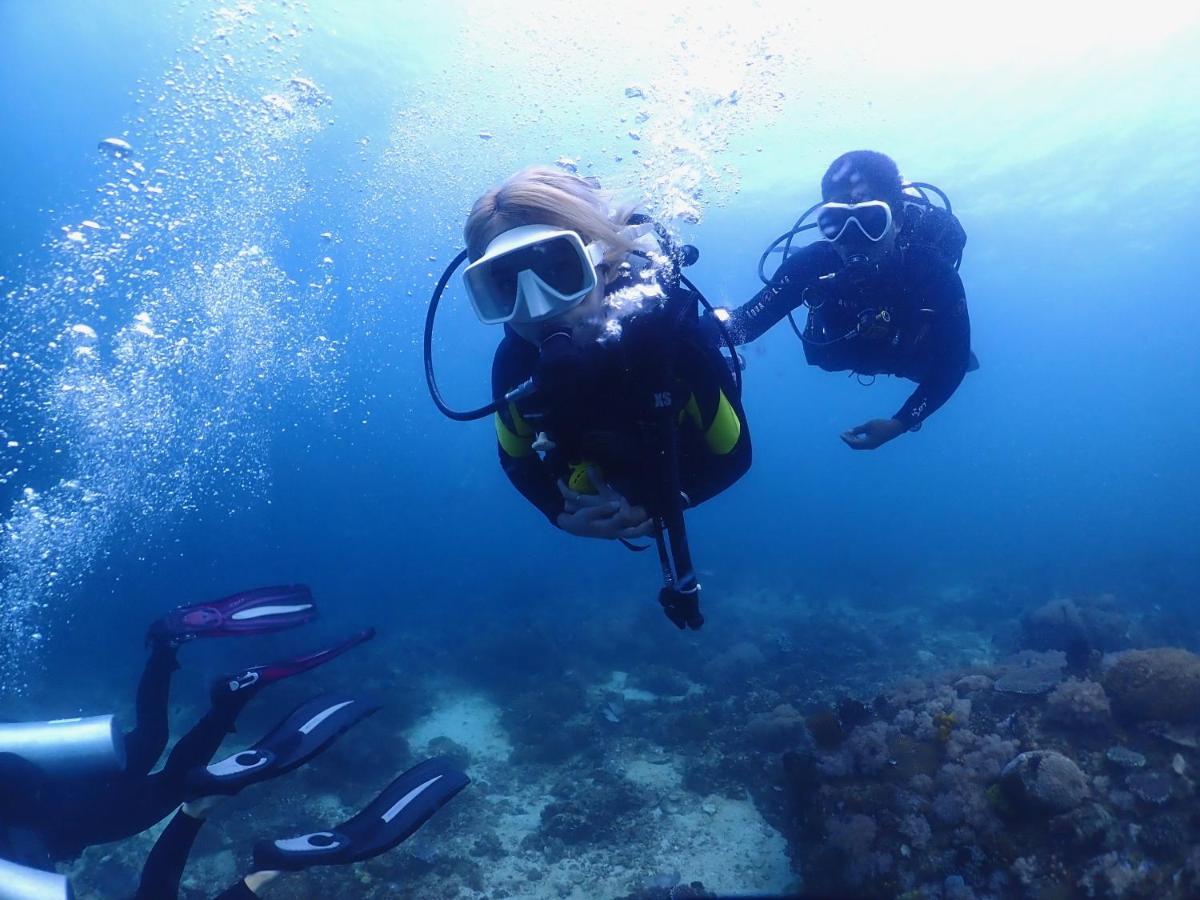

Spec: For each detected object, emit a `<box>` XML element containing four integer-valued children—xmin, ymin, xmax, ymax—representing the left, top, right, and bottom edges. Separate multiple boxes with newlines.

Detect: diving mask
<box><xmin>817</xmin><ymin>200</ymin><xmax>894</xmax><ymax>245</ymax></box>
<box><xmin>464</xmin><ymin>225</ymin><xmax>606</xmax><ymax>325</ymax></box>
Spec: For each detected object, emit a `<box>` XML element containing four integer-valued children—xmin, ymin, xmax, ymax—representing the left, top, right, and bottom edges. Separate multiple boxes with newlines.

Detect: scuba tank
<box><xmin>0</xmin><ymin>715</ymin><xmax>126</xmax><ymax>777</ymax></box>
<box><xmin>0</xmin><ymin>858</ymin><xmax>73</xmax><ymax>900</ymax></box>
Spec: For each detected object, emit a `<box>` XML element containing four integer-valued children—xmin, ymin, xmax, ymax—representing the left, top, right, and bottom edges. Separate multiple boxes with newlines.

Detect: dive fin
<box><xmin>967</xmin><ymin>350</ymin><xmax>980</xmax><ymax>373</ymax></box>
<box><xmin>214</xmin><ymin>628</ymin><xmax>376</xmax><ymax>699</ymax></box>
<box><xmin>148</xmin><ymin>585</ymin><xmax>318</xmax><ymax>646</ymax></box>
<box><xmin>185</xmin><ymin>693</ymin><xmax>380</xmax><ymax>799</ymax></box>
<box><xmin>252</xmin><ymin>757</ymin><xmax>470</xmax><ymax>871</ymax></box>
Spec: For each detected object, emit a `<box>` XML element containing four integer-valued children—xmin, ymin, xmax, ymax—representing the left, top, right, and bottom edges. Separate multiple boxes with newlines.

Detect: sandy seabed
<box><xmin>404</xmin><ymin>686</ymin><xmax>793</xmax><ymax>899</ymax></box>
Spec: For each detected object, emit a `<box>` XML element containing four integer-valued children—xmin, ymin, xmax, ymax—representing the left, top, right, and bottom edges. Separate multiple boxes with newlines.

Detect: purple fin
<box><xmin>149</xmin><ymin>585</ymin><xmax>318</xmax><ymax>645</ymax></box>
<box><xmin>217</xmin><ymin>628</ymin><xmax>376</xmax><ymax>697</ymax></box>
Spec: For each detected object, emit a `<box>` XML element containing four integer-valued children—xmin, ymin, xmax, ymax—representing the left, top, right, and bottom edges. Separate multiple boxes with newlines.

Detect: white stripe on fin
<box><xmin>382</xmin><ymin>775</ymin><xmax>443</xmax><ymax>823</ymax></box>
<box><xmin>300</xmin><ymin>700</ymin><xmax>354</xmax><ymax>735</ymax></box>
<box><xmin>230</xmin><ymin>603</ymin><xmax>313</xmax><ymax>621</ymax></box>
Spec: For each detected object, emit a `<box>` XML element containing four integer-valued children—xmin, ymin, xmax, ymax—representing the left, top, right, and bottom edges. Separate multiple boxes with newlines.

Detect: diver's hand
<box><xmin>556</xmin><ymin>477</ymin><xmax>654</xmax><ymax>540</ymax></box>
<box><xmin>841</xmin><ymin>417</ymin><xmax>906</xmax><ymax>450</ymax></box>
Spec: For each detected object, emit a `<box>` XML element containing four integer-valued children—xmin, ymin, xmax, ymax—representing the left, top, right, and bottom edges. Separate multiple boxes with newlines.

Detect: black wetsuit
<box><xmin>135</xmin><ymin>809</ymin><xmax>257</xmax><ymax>899</ymax></box>
<box><xmin>730</xmin><ymin>240</ymin><xmax>971</xmax><ymax>430</ymax></box>
<box><xmin>492</xmin><ymin>282</ymin><xmax>751</xmax><ymax>522</ymax></box>
<box><xmin>0</xmin><ymin>643</ymin><xmax>249</xmax><ymax>870</ymax></box>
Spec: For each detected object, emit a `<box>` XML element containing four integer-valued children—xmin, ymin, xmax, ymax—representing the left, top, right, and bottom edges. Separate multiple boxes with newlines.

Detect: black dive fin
<box><xmin>185</xmin><ymin>693</ymin><xmax>379</xmax><ymax>799</ymax></box>
<box><xmin>252</xmin><ymin>757</ymin><xmax>469</xmax><ymax>871</ymax></box>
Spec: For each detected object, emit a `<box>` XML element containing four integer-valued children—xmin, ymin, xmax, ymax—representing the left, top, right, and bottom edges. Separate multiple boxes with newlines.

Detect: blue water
<box><xmin>2</xmin><ymin>2</ymin><xmax>1199</xmax><ymax>897</ymax></box>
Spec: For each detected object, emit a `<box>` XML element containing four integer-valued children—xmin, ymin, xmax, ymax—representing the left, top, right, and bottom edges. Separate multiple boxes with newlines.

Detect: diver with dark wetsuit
<box><xmin>424</xmin><ymin>166</ymin><xmax>751</xmax><ymax>630</ymax></box>
<box><xmin>725</xmin><ymin>150</ymin><xmax>972</xmax><ymax>451</ymax></box>
<box><xmin>0</xmin><ymin>586</ymin><xmax>468</xmax><ymax>900</ymax></box>
<box><xmin>0</xmin><ymin>586</ymin><xmax>361</xmax><ymax>870</ymax></box>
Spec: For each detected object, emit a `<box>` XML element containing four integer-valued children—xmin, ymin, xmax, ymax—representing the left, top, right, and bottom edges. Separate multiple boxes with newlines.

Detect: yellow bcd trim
<box><xmin>494</xmin><ymin>403</ymin><xmax>534</xmax><ymax>458</ymax></box>
<box><xmin>678</xmin><ymin>391</ymin><xmax>741</xmax><ymax>455</ymax></box>
<box><xmin>705</xmin><ymin>390</ymin><xmax>742</xmax><ymax>455</ymax></box>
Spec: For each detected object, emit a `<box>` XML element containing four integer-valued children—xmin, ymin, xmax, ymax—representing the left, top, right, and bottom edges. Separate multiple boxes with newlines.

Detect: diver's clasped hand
<box><xmin>555</xmin><ymin>472</ymin><xmax>653</xmax><ymax>540</ymax></box>
<box><xmin>840</xmin><ymin>417</ymin><xmax>906</xmax><ymax>450</ymax></box>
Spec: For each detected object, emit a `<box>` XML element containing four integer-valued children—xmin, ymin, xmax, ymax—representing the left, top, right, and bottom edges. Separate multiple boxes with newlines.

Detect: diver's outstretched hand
<box><xmin>555</xmin><ymin>473</ymin><xmax>654</xmax><ymax>540</ymax></box>
<box><xmin>841</xmin><ymin>417</ymin><xmax>905</xmax><ymax>450</ymax></box>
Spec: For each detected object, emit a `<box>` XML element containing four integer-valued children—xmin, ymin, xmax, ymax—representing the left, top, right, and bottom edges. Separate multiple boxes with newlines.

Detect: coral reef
<box><xmin>745</xmin><ymin>703</ymin><xmax>805</xmax><ymax>751</ymax></box>
<box><xmin>1045</xmin><ymin>677</ymin><xmax>1112</xmax><ymax>729</ymax></box>
<box><xmin>998</xmin><ymin>750</ymin><xmax>1089</xmax><ymax>816</ymax></box>
<box><xmin>1104</xmin><ymin>746</ymin><xmax>1145</xmax><ymax>769</ymax></box>
<box><xmin>752</xmin><ymin>635</ymin><xmax>1200</xmax><ymax>898</ymax></box>
<box><xmin>59</xmin><ymin>582</ymin><xmax>1200</xmax><ymax>899</ymax></box>
<box><xmin>993</xmin><ymin>650</ymin><xmax>1067</xmax><ymax>695</ymax></box>
<box><xmin>1021</xmin><ymin>596</ymin><xmax>1131</xmax><ymax>655</ymax></box>
<box><xmin>1102</xmin><ymin>647</ymin><xmax>1200</xmax><ymax>723</ymax></box>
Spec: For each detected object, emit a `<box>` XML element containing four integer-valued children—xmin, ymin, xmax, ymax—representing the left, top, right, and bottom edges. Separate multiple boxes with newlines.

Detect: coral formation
<box><xmin>999</xmin><ymin>750</ymin><xmax>1089</xmax><ymax>816</ymax></box>
<box><xmin>1102</xmin><ymin>647</ymin><xmax>1200</xmax><ymax>723</ymax></box>
<box><xmin>745</xmin><ymin>704</ymin><xmax>805</xmax><ymax>750</ymax></box>
<box><xmin>1021</xmin><ymin>596</ymin><xmax>1131</xmax><ymax>655</ymax></box>
<box><xmin>993</xmin><ymin>650</ymin><xmax>1067</xmax><ymax>695</ymax></box>
<box><xmin>1125</xmin><ymin>771</ymin><xmax>1174</xmax><ymax>806</ymax></box>
<box><xmin>1104</xmin><ymin>746</ymin><xmax>1146</xmax><ymax>770</ymax></box>
<box><xmin>1044</xmin><ymin>677</ymin><xmax>1112</xmax><ymax>729</ymax></box>
<box><xmin>60</xmin><ymin>585</ymin><xmax>1200</xmax><ymax>899</ymax></box>
<box><xmin>754</xmin><ymin>617</ymin><xmax>1200</xmax><ymax>898</ymax></box>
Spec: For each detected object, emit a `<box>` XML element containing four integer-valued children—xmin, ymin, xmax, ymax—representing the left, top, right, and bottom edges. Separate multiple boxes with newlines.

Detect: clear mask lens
<box><xmin>465</xmin><ymin>228</ymin><xmax>599</xmax><ymax>324</ymax></box>
<box><xmin>494</xmin><ymin>237</ymin><xmax>589</xmax><ymax>296</ymax></box>
<box><xmin>817</xmin><ymin>202</ymin><xmax>892</xmax><ymax>243</ymax></box>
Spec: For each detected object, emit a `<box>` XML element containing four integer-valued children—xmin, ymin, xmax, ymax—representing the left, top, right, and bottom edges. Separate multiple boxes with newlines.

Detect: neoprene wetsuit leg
<box><xmin>133</xmin><ymin>698</ymin><xmax>383</xmax><ymax>900</ymax></box>
<box><xmin>122</xmin><ymin>643</ymin><xmax>180</xmax><ymax>777</ymax></box>
<box><xmin>33</xmin><ymin>631</ymin><xmax>375</xmax><ymax>861</ymax></box>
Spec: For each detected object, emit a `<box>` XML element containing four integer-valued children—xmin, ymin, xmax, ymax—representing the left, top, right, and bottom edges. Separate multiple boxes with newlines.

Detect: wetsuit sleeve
<box><xmin>140</xmin><ymin>810</ymin><xmax>261</xmax><ymax>900</ymax></box>
<box><xmin>673</xmin><ymin>334</ymin><xmax>752</xmax><ymax>506</ymax></box>
<box><xmin>725</xmin><ymin>242</ymin><xmax>839</xmax><ymax>344</ymax></box>
<box><xmin>894</xmin><ymin>267</ymin><xmax>971</xmax><ymax>428</ymax></box>
<box><xmin>123</xmin><ymin>642</ymin><xmax>178</xmax><ymax>777</ymax></box>
<box><xmin>491</xmin><ymin>338</ymin><xmax>564</xmax><ymax>525</ymax></box>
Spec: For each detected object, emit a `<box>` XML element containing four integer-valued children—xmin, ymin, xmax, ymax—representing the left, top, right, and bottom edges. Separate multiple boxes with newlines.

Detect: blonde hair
<box><xmin>464</xmin><ymin>166</ymin><xmax>637</xmax><ymax>263</ymax></box>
